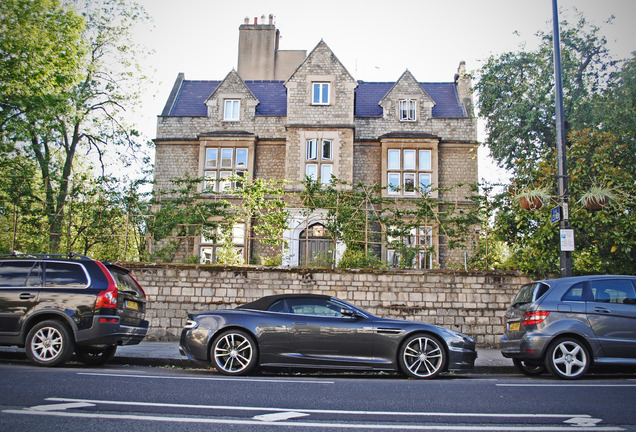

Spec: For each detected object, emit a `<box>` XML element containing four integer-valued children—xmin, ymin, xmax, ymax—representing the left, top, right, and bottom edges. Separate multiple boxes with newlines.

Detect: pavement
<box><xmin>0</xmin><ymin>342</ymin><xmax>517</xmax><ymax>374</ymax></box>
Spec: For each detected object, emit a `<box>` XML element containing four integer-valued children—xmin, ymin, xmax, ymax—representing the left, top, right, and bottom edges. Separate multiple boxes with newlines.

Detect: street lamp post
<box><xmin>552</xmin><ymin>0</ymin><xmax>573</xmax><ymax>277</ymax></box>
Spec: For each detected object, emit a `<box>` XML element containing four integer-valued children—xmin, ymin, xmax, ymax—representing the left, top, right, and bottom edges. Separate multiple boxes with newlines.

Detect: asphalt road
<box><xmin>1</xmin><ymin>359</ymin><xmax>635</xmax><ymax>432</ymax></box>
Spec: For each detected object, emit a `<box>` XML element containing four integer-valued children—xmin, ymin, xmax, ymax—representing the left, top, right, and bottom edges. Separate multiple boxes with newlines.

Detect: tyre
<box><xmin>513</xmin><ymin>358</ymin><xmax>546</xmax><ymax>376</ymax></box>
<box><xmin>75</xmin><ymin>345</ymin><xmax>117</xmax><ymax>366</ymax></box>
<box><xmin>545</xmin><ymin>337</ymin><xmax>590</xmax><ymax>380</ymax></box>
<box><xmin>25</xmin><ymin>320</ymin><xmax>75</xmax><ymax>367</ymax></box>
<box><xmin>211</xmin><ymin>330</ymin><xmax>258</xmax><ymax>376</ymax></box>
<box><xmin>398</xmin><ymin>334</ymin><xmax>447</xmax><ymax>379</ymax></box>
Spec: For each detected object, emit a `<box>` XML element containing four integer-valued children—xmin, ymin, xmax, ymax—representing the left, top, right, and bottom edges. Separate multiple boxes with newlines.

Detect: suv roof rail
<box><xmin>0</xmin><ymin>251</ymin><xmax>92</xmax><ymax>260</ymax></box>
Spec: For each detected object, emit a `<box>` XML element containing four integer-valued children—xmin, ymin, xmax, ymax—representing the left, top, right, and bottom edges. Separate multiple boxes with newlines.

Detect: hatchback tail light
<box><xmin>522</xmin><ymin>311</ymin><xmax>550</xmax><ymax>326</ymax></box>
<box><xmin>95</xmin><ymin>261</ymin><xmax>118</xmax><ymax>309</ymax></box>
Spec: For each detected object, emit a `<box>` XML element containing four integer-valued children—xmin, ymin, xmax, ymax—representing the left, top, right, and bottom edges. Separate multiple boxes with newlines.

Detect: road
<box><xmin>0</xmin><ymin>360</ymin><xmax>635</xmax><ymax>431</ymax></box>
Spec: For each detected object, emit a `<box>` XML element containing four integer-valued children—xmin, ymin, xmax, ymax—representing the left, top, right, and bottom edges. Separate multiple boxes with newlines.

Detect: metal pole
<box><xmin>552</xmin><ymin>0</ymin><xmax>572</xmax><ymax>277</ymax></box>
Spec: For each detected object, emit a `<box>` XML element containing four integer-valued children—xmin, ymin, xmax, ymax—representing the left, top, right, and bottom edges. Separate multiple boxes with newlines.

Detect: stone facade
<box><xmin>153</xmin><ymin>19</ymin><xmax>479</xmax><ymax>268</ymax></box>
<box><xmin>125</xmin><ymin>263</ymin><xmax>531</xmax><ymax>347</ymax></box>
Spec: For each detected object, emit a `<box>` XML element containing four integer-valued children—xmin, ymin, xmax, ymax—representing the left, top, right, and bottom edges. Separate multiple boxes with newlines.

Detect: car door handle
<box><xmin>19</xmin><ymin>293</ymin><xmax>36</xmax><ymax>300</ymax></box>
<box><xmin>594</xmin><ymin>307</ymin><xmax>611</xmax><ymax>313</ymax></box>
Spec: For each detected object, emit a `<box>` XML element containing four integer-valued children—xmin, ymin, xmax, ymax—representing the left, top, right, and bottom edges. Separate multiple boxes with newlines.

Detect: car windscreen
<box><xmin>512</xmin><ymin>282</ymin><xmax>549</xmax><ymax>306</ymax></box>
<box><xmin>108</xmin><ymin>267</ymin><xmax>145</xmax><ymax>298</ymax></box>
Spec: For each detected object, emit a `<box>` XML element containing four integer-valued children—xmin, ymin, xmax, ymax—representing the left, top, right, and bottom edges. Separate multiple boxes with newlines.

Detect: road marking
<box><xmin>77</xmin><ymin>372</ymin><xmax>333</xmax><ymax>384</ymax></box>
<box><xmin>29</xmin><ymin>402</ymin><xmax>95</xmax><ymax>411</ymax></box>
<box><xmin>45</xmin><ymin>397</ymin><xmax>591</xmax><ymax>419</ymax></box>
<box><xmin>497</xmin><ymin>383</ymin><xmax>636</xmax><ymax>388</ymax></box>
<box><xmin>253</xmin><ymin>411</ymin><xmax>309</xmax><ymax>422</ymax></box>
<box><xmin>564</xmin><ymin>417</ymin><xmax>603</xmax><ymax>427</ymax></box>
<box><xmin>1</xmin><ymin>408</ymin><xmax>625</xmax><ymax>431</ymax></box>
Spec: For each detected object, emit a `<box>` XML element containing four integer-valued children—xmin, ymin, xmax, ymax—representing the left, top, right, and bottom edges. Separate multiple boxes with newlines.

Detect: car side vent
<box><xmin>375</xmin><ymin>327</ymin><xmax>403</xmax><ymax>334</ymax></box>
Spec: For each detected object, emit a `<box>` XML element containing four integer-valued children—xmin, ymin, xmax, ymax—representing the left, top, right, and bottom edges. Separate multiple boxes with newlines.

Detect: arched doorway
<box><xmin>298</xmin><ymin>223</ymin><xmax>334</xmax><ymax>266</ymax></box>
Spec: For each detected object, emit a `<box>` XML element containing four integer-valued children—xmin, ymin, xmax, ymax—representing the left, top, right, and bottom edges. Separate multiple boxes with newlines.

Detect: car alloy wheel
<box><xmin>25</xmin><ymin>320</ymin><xmax>75</xmax><ymax>367</ymax></box>
<box><xmin>211</xmin><ymin>330</ymin><xmax>258</xmax><ymax>376</ymax></box>
<box><xmin>399</xmin><ymin>334</ymin><xmax>446</xmax><ymax>379</ymax></box>
<box><xmin>545</xmin><ymin>337</ymin><xmax>590</xmax><ymax>380</ymax></box>
<box><xmin>513</xmin><ymin>359</ymin><xmax>546</xmax><ymax>376</ymax></box>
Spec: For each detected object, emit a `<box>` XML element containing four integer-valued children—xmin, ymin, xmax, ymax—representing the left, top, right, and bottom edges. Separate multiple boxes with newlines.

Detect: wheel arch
<box><xmin>541</xmin><ymin>332</ymin><xmax>595</xmax><ymax>366</ymax></box>
<box><xmin>21</xmin><ymin>312</ymin><xmax>78</xmax><ymax>345</ymax></box>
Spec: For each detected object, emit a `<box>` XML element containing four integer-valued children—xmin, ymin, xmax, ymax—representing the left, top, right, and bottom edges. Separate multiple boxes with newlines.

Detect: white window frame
<box><xmin>419</xmin><ymin>173</ymin><xmax>431</xmax><ymax>193</ymax></box>
<box><xmin>306</xmin><ymin>164</ymin><xmax>318</xmax><ymax>181</ymax></box>
<box><xmin>220</xmin><ymin>148</ymin><xmax>233</xmax><ymax>169</ymax></box>
<box><xmin>388</xmin><ymin>173</ymin><xmax>400</xmax><ymax>195</ymax></box>
<box><xmin>403</xmin><ymin>173</ymin><xmax>416</xmax><ymax>196</ymax></box>
<box><xmin>204</xmin><ymin>171</ymin><xmax>216</xmax><ymax>192</ymax></box>
<box><xmin>223</xmin><ymin>99</ymin><xmax>240</xmax><ymax>121</ymax></box>
<box><xmin>205</xmin><ymin>148</ymin><xmax>218</xmax><ymax>169</ymax></box>
<box><xmin>321</xmin><ymin>164</ymin><xmax>332</xmax><ymax>184</ymax></box>
<box><xmin>306</xmin><ymin>139</ymin><xmax>318</xmax><ymax>161</ymax></box>
<box><xmin>399</xmin><ymin>99</ymin><xmax>416</xmax><ymax>121</ymax></box>
<box><xmin>235</xmin><ymin>148</ymin><xmax>248</xmax><ymax>169</ymax></box>
<box><xmin>388</xmin><ymin>149</ymin><xmax>400</xmax><ymax>170</ymax></box>
<box><xmin>419</xmin><ymin>150</ymin><xmax>431</xmax><ymax>170</ymax></box>
<box><xmin>312</xmin><ymin>82</ymin><xmax>330</xmax><ymax>105</ymax></box>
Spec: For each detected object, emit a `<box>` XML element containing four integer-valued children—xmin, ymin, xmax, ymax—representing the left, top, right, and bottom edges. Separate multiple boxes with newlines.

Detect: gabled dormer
<box><xmin>205</xmin><ymin>69</ymin><xmax>259</xmax><ymax>123</ymax></box>
<box><xmin>284</xmin><ymin>41</ymin><xmax>358</xmax><ymax>125</ymax></box>
<box><xmin>379</xmin><ymin>70</ymin><xmax>435</xmax><ymax>123</ymax></box>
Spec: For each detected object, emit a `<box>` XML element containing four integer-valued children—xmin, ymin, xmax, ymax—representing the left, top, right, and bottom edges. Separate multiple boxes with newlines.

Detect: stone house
<box><xmin>153</xmin><ymin>16</ymin><xmax>478</xmax><ymax>268</ymax></box>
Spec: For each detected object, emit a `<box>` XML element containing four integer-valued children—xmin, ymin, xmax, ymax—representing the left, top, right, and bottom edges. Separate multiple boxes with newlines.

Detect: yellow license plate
<box><xmin>509</xmin><ymin>322</ymin><xmax>520</xmax><ymax>331</ymax></box>
<box><xmin>125</xmin><ymin>300</ymin><xmax>139</xmax><ymax>310</ymax></box>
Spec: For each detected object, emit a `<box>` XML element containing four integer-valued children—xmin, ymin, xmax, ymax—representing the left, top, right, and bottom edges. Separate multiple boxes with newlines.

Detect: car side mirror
<box><xmin>340</xmin><ymin>308</ymin><xmax>360</xmax><ymax>318</ymax></box>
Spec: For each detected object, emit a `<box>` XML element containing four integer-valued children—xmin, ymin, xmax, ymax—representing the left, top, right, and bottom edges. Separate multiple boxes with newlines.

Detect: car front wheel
<box><xmin>26</xmin><ymin>320</ymin><xmax>75</xmax><ymax>367</ymax></box>
<box><xmin>211</xmin><ymin>330</ymin><xmax>258</xmax><ymax>376</ymax></box>
<box><xmin>75</xmin><ymin>345</ymin><xmax>117</xmax><ymax>366</ymax></box>
<box><xmin>398</xmin><ymin>334</ymin><xmax>447</xmax><ymax>379</ymax></box>
<box><xmin>545</xmin><ymin>337</ymin><xmax>590</xmax><ymax>379</ymax></box>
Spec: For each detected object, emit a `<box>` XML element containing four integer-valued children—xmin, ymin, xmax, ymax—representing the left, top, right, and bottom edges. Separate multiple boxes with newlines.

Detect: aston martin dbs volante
<box><xmin>179</xmin><ymin>294</ymin><xmax>476</xmax><ymax>379</ymax></box>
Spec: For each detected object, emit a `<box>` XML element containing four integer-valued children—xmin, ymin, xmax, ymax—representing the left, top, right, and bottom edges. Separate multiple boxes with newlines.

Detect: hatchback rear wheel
<box><xmin>513</xmin><ymin>359</ymin><xmax>545</xmax><ymax>376</ymax></box>
<box><xmin>545</xmin><ymin>337</ymin><xmax>590</xmax><ymax>379</ymax></box>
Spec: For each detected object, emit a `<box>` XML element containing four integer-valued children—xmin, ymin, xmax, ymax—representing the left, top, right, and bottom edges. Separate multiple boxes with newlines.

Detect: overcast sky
<box><xmin>132</xmin><ymin>0</ymin><xmax>636</xmax><ymax>184</ymax></box>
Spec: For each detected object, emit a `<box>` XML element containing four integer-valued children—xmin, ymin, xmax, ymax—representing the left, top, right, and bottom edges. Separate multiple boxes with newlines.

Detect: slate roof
<box><xmin>165</xmin><ymin>80</ymin><xmax>466</xmax><ymax>118</ymax></box>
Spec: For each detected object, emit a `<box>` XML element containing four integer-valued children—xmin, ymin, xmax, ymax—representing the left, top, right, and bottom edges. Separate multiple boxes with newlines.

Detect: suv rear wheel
<box><xmin>25</xmin><ymin>320</ymin><xmax>75</xmax><ymax>367</ymax></box>
<box><xmin>545</xmin><ymin>337</ymin><xmax>590</xmax><ymax>379</ymax></box>
<box><xmin>75</xmin><ymin>345</ymin><xmax>117</xmax><ymax>366</ymax></box>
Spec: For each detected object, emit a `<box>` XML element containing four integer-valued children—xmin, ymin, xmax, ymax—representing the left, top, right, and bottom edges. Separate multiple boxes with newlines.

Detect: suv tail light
<box><xmin>522</xmin><ymin>311</ymin><xmax>550</xmax><ymax>326</ymax></box>
<box><xmin>95</xmin><ymin>261</ymin><xmax>118</xmax><ymax>309</ymax></box>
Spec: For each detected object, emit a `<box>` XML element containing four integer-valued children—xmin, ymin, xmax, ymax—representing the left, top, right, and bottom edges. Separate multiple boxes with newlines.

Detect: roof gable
<box><xmin>285</xmin><ymin>40</ymin><xmax>356</xmax><ymax>86</ymax></box>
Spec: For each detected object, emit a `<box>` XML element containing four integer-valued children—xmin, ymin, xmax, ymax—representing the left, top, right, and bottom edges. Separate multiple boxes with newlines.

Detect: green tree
<box><xmin>1</xmin><ymin>0</ymin><xmax>151</xmax><ymax>253</ymax></box>
<box><xmin>495</xmin><ymin>130</ymin><xmax>635</xmax><ymax>277</ymax></box>
<box><xmin>475</xmin><ymin>11</ymin><xmax>618</xmax><ymax>171</ymax></box>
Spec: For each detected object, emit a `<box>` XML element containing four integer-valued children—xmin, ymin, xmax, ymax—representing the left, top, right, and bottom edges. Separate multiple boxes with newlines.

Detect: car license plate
<box><xmin>125</xmin><ymin>300</ymin><xmax>139</xmax><ymax>310</ymax></box>
<box><xmin>509</xmin><ymin>322</ymin><xmax>520</xmax><ymax>331</ymax></box>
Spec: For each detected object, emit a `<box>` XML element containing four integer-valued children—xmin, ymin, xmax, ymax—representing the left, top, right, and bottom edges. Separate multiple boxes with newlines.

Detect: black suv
<box><xmin>0</xmin><ymin>253</ymin><xmax>149</xmax><ymax>367</ymax></box>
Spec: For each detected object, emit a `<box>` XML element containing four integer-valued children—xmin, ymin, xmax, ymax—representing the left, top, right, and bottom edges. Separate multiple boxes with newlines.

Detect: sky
<box><xmin>131</xmin><ymin>0</ymin><xmax>636</xmax><ymax>184</ymax></box>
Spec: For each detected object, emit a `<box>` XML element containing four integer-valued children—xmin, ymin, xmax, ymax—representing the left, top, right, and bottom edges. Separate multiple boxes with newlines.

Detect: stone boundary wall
<box><xmin>123</xmin><ymin>263</ymin><xmax>531</xmax><ymax>347</ymax></box>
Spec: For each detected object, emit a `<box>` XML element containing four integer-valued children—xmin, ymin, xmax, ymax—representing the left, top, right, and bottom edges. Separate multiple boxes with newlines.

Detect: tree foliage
<box><xmin>0</xmin><ymin>0</ymin><xmax>151</xmax><ymax>253</ymax></box>
<box><xmin>476</xmin><ymin>11</ymin><xmax>618</xmax><ymax>171</ymax></box>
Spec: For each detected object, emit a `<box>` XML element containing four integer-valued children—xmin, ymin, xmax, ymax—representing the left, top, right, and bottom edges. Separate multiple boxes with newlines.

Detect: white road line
<box><xmin>497</xmin><ymin>383</ymin><xmax>636</xmax><ymax>388</ymax></box>
<box><xmin>29</xmin><ymin>402</ymin><xmax>95</xmax><ymax>411</ymax></box>
<box><xmin>253</xmin><ymin>411</ymin><xmax>309</xmax><ymax>422</ymax></box>
<box><xmin>1</xmin><ymin>409</ymin><xmax>625</xmax><ymax>431</ymax></box>
<box><xmin>45</xmin><ymin>397</ymin><xmax>591</xmax><ymax>419</ymax></box>
<box><xmin>77</xmin><ymin>372</ymin><xmax>333</xmax><ymax>384</ymax></box>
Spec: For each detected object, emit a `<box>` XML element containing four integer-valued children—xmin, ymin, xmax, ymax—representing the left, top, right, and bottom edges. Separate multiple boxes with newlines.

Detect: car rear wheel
<box><xmin>545</xmin><ymin>337</ymin><xmax>590</xmax><ymax>380</ymax></box>
<box><xmin>25</xmin><ymin>320</ymin><xmax>75</xmax><ymax>367</ymax></box>
<box><xmin>75</xmin><ymin>345</ymin><xmax>117</xmax><ymax>366</ymax></box>
<box><xmin>513</xmin><ymin>359</ymin><xmax>546</xmax><ymax>376</ymax></box>
<box><xmin>211</xmin><ymin>330</ymin><xmax>258</xmax><ymax>376</ymax></box>
<box><xmin>398</xmin><ymin>334</ymin><xmax>447</xmax><ymax>379</ymax></box>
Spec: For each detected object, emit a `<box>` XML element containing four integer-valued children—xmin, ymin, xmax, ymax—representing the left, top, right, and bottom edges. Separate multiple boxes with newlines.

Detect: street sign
<box><xmin>551</xmin><ymin>206</ymin><xmax>560</xmax><ymax>223</ymax></box>
<box><xmin>560</xmin><ymin>229</ymin><xmax>575</xmax><ymax>251</ymax></box>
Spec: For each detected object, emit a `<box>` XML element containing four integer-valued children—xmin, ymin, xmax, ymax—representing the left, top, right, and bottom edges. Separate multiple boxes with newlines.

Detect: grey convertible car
<box><xmin>179</xmin><ymin>294</ymin><xmax>476</xmax><ymax>379</ymax></box>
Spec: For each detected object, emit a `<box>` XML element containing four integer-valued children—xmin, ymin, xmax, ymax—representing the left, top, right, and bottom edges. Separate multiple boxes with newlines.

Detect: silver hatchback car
<box><xmin>501</xmin><ymin>275</ymin><xmax>636</xmax><ymax>379</ymax></box>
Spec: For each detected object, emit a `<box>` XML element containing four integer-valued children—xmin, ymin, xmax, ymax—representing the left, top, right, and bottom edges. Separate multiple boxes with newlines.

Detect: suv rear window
<box><xmin>109</xmin><ymin>267</ymin><xmax>144</xmax><ymax>297</ymax></box>
<box><xmin>512</xmin><ymin>282</ymin><xmax>550</xmax><ymax>306</ymax></box>
<box><xmin>45</xmin><ymin>262</ymin><xmax>88</xmax><ymax>287</ymax></box>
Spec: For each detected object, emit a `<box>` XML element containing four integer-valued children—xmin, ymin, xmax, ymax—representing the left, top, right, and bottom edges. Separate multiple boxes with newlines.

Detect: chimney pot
<box><xmin>254</xmin><ymin>17</ymin><xmax>257</xmax><ymax>25</ymax></box>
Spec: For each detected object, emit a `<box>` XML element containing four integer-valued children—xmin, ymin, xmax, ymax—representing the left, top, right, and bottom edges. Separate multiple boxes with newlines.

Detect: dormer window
<box><xmin>399</xmin><ymin>99</ymin><xmax>416</xmax><ymax>121</ymax></box>
<box><xmin>312</xmin><ymin>83</ymin><xmax>330</xmax><ymax>105</ymax></box>
<box><xmin>223</xmin><ymin>99</ymin><xmax>240</xmax><ymax>121</ymax></box>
